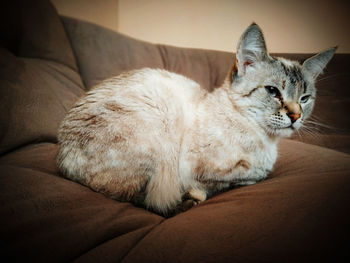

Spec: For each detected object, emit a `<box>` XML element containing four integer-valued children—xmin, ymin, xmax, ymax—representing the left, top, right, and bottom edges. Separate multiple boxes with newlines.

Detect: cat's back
<box><xmin>96</xmin><ymin>68</ymin><xmax>202</xmax><ymax>108</ymax></box>
<box><xmin>62</xmin><ymin>68</ymin><xmax>203</xmax><ymax>129</ymax></box>
<box><xmin>83</xmin><ymin>68</ymin><xmax>204</xmax><ymax>131</ymax></box>
<box><xmin>58</xmin><ymin>68</ymin><xmax>203</xmax><ymax>152</ymax></box>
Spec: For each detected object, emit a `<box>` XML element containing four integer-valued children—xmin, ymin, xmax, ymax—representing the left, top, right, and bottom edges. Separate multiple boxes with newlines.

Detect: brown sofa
<box><xmin>1</xmin><ymin>0</ymin><xmax>349</xmax><ymax>262</ymax></box>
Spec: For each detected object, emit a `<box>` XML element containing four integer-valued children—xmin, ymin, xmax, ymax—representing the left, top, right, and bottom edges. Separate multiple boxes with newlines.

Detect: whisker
<box><xmin>298</xmin><ymin>129</ymin><xmax>321</xmax><ymax>140</ymax></box>
<box><xmin>299</xmin><ymin>123</ymin><xmax>323</xmax><ymax>139</ymax></box>
<box><xmin>303</xmin><ymin>114</ymin><xmax>339</xmax><ymax>133</ymax></box>
<box><xmin>316</xmin><ymin>73</ymin><xmax>347</xmax><ymax>83</ymax></box>
<box><xmin>304</xmin><ymin>121</ymin><xmax>332</xmax><ymax>129</ymax></box>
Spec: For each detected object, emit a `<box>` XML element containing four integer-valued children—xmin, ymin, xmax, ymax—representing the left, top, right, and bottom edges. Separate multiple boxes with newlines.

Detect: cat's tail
<box><xmin>144</xmin><ymin>159</ymin><xmax>182</xmax><ymax>216</ymax></box>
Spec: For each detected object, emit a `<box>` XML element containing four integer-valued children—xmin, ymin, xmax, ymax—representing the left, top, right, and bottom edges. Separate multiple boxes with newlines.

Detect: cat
<box><xmin>57</xmin><ymin>23</ymin><xmax>335</xmax><ymax>216</ymax></box>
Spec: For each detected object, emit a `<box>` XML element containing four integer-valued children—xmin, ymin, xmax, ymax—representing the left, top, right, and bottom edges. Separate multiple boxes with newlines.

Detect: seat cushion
<box><xmin>0</xmin><ymin>143</ymin><xmax>164</xmax><ymax>263</ymax></box>
<box><xmin>120</xmin><ymin>139</ymin><xmax>350</xmax><ymax>263</ymax></box>
<box><xmin>0</xmin><ymin>140</ymin><xmax>349</xmax><ymax>262</ymax></box>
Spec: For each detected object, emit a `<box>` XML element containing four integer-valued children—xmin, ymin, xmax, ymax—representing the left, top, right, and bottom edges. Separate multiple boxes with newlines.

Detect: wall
<box><xmin>51</xmin><ymin>0</ymin><xmax>118</xmax><ymax>31</ymax></box>
<box><xmin>52</xmin><ymin>0</ymin><xmax>350</xmax><ymax>53</ymax></box>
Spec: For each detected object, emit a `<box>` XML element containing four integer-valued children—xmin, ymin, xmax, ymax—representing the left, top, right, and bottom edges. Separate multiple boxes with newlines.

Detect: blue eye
<box><xmin>300</xmin><ymin>95</ymin><xmax>311</xmax><ymax>103</ymax></box>
<box><xmin>265</xmin><ymin>86</ymin><xmax>281</xmax><ymax>98</ymax></box>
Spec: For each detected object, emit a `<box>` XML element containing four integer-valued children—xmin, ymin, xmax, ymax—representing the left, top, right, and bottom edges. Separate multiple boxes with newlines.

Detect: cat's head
<box><xmin>229</xmin><ymin>23</ymin><xmax>336</xmax><ymax>138</ymax></box>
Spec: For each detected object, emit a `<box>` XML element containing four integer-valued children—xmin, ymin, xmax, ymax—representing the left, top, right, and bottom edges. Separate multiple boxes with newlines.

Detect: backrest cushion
<box><xmin>62</xmin><ymin>17</ymin><xmax>233</xmax><ymax>91</ymax></box>
<box><xmin>0</xmin><ymin>0</ymin><xmax>85</xmax><ymax>155</ymax></box>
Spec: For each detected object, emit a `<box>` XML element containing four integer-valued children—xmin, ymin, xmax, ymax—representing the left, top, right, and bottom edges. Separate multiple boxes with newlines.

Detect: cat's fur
<box><xmin>57</xmin><ymin>24</ymin><xmax>335</xmax><ymax>216</ymax></box>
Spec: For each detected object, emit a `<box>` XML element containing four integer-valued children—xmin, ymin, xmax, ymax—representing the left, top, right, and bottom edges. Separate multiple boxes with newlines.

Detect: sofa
<box><xmin>1</xmin><ymin>0</ymin><xmax>349</xmax><ymax>262</ymax></box>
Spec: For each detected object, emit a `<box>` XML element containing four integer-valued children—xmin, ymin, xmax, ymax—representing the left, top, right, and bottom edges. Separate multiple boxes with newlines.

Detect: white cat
<box><xmin>57</xmin><ymin>23</ymin><xmax>335</xmax><ymax>216</ymax></box>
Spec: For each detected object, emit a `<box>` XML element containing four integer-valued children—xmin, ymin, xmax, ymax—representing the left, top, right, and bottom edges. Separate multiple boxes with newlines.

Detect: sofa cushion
<box><xmin>0</xmin><ymin>48</ymin><xmax>84</xmax><ymax>155</ymax></box>
<box><xmin>1</xmin><ymin>0</ymin><xmax>78</xmax><ymax>71</ymax></box>
<box><xmin>62</xmin><ymin>17</ymin><xmax>164</xmax><ymax>90</ymax></box>
<box><xmin>0</xmin><ymin>140</ymin><xmax>349</xmax><ymax>262</ymax></box>
<box><xmin>0</xmin><ymin>0</ymin><xmax>85</xmax><ymax>155</ymax></box>
<box><xmin>62</xmin><ymin>17</ymin><xmax>233</xmax><ymax>91</ymax></box>
<box><xmin>116</xmin><ymin>140</ymin><xmax>350</xmax><ymax>263</ymax></box>
<box><xmin>0</xmin><ymin>143</ymin><xmax>163</xmax><ymax>263</ymax></box>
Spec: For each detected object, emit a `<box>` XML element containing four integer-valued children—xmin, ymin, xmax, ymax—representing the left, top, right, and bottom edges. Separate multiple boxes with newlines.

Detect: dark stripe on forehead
<box><xmin>282</xmin><ymin>79</ymin><xmax>286</xmax><ymax>90</ymax></box>
<box><xmin>280</xmin><ymin>62</ymin><xmax>303</xmax><ymax>84</ymax></box>
<box><xmin>280</xmin><ymin>61</ymin><xmax>307</xmax><ymax>97</ymax></box>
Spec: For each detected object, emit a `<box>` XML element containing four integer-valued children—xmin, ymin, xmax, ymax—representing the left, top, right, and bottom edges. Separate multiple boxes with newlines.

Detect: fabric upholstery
<box><xmin>62</xmin><ymin>17</ymin><xmax>233</xmax><ymax>92</ymax></box>
<box><xmin>122</xmin><ymin>140</ymin><xmax>350</xmax><ymax>263</ymax></box>
<box><xmin>0</xmin><ymin>50</ymin><xmax>84</xmax><ymax>155</ymax></box>
<box><xmin>1</xmin><ymin>141</ymin><xmax>349</xmax><ymax>262</ymax></box>
<box><xmin>0</xmin><ymin>144</ymin><xmax>163</xmax><ymax>262</ymax></box>
<box><xmin>0</xmin><ymin>0</ymin><xmax>85</xmax><ymax>155</ymax></box>
<box><xmin>0</xmin><ymin>0</ymin><xmax>349</xmax><ymax>262</ymax></box>
<box><xmin>0</xmin><ymin>0</ymin><xmax>78</xmax><ymax>70</ymax></box>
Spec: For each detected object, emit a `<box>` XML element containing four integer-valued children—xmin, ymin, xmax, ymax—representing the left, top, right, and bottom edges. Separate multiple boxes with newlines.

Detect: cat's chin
<box><xmin>266</xmin><ymin>126</ymin><xmax>295</xmax><ymax>138</ymax></box>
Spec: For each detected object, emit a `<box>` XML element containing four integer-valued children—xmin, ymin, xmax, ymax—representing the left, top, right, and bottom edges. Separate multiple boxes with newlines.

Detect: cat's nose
<box><xmin>284</xmin><ymin>102</ymin><xmax>301</xmax><ymax>123</ymax></box>
<box><xmin>287</xmin><ymin>112</ymin><xmax>301</xmax><ymax>123</ymax></box>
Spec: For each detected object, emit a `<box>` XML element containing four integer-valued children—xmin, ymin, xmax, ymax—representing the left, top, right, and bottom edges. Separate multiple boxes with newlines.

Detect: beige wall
<box><xmin>52</xmin><ymin>0</ymin><xmax>350</xmax><ymax>53</ymax></box>
<box><xmin>52</xmin><ymin>0</ymin><xmax>118</xmax><ymax>31</ymax></box>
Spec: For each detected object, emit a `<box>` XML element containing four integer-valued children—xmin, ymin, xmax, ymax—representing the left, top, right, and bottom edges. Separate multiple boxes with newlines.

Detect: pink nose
<box><xmin>287</xmin><ymin>112</ymin><xmax>301</xmax><ymax>123</ymax></box>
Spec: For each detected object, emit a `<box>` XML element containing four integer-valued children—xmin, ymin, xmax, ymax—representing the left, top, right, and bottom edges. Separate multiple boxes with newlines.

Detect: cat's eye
<box><xmin>265</xmin><ymin>86</ymin><xmax>281</xmax><ymax>98</ymax></box>
<box><xmin>300</xmin><ymin>95</ymin><xmax>311</xmax><ymax>103</ymax></box>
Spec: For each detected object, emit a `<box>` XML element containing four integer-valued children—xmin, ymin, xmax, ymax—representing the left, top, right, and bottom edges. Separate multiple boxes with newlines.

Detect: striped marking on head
<box><xmin>279</xmin><ymin>60</ymin><xmax>307</xmax><ymax>100</ymax></box>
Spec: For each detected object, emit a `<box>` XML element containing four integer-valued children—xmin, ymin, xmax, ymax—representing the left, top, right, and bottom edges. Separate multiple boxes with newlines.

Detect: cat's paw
<box><xmin>181</xmin><ymin>199</ymin><xmax>200</xmax><ymax>211</ymax></box>
<box><xmin>188</xmin><ymin>188</ymin><xmax>207</xmax><ymax>203</ymax></box>
<box><xmin>175</xmin><ymin>188</ymin><xmax>207</xmax><ymax>213</ymax></box>
<box><xmin>176</xmin><ymin>197</ymin><xmax>199</xmax><ymax>213</ymax></box>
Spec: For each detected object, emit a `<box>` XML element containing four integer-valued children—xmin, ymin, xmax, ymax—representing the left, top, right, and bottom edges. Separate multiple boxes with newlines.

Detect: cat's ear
<box><xmin>235</xmin><ymin>23</ymin><xmax>268</xmax><ymax>77</ymax></box>
<box><xmin>302</xmin><ymin>47</ymin><xmax>337</xmax><ymax>79</ymax></box>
